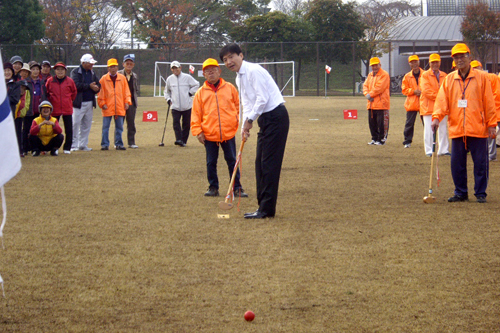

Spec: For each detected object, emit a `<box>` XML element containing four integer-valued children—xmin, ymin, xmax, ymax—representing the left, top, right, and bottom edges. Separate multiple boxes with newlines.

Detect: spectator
<box><xmin>18</xmin><ymin>63</ymin><xmax>31</xmax><ymax>81</ymax></box>
<box><xmin>14</xmin><ymin>80</ymin><xmax>32</xmax><ymax>157</ymax></box>
<box><xmin>118</xmin><ymin>54</ymin><xmax>140</xmax><ymax>149</ymax></box>
<box><xmin>191</xmin><ymin>58</ymin><xmax>247</xmax><ymax>198</ymax></box>
<box><xmin>402</xmin><ymin>55</ymin><xmax>423</xmax><ymax>148</ymax></box>
<box><xmin>419</xmin><ymin>54</ymin><xmax>449</xmax><ymax>157</ymax></box>
<box><xmin>97</xmin><ymin>58</ymin><xmax>131</xmax><ymax>151</ymax></box>
<box><xmin>9</xmin><ymin>55</ymin><xmax>23</xmax><ymax>81</ymax></box>
<box><xmin>45</xmin><ymin>62</ymin><xmax>77</xmax><ymax>154</ymax></box>
<box><xmin>70</xmin><ymin>54</ymin><xmax>100</xmax><ymax>152</ymax></box>
<box><xmin>40</xmin><ymin>60</ymin><xmax>51</xmax><ymax>80</ymax></box>
<box><xmin>3</xmin><ymin>62</ymin><xmax>21</xmax><ymax>115</ymax></box>
<box><xmin>363</xmin><ymin>57</ymin><xmax>390</xmax><ymax>146</ymax></box>
<box><xmin>29</xmin><ymin>101</ymin><xmax>64</xmax><ymax>156</ymax></box>
<box><xmin>164</xmin><ymin>60</ymin><xmax>200</xmax><ymax>147</ymax></box>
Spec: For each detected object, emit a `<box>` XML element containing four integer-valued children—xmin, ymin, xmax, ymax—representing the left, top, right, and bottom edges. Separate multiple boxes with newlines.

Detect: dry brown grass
<box><xmin>1</xmin><ymin>96</ymin><xmax>500</xmax><ymax>332</ymax></box>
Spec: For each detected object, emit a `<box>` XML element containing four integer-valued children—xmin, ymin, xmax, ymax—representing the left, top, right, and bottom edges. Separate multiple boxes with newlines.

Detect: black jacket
<box><xmin>5</xmin><ymin>79</ymin><xmax>20</xmax><ymax>115</ymax></box>
<box><xmin>70</xmin><ymin>65</ymin><xmax>100</xmax><ymax>108</ymax></box>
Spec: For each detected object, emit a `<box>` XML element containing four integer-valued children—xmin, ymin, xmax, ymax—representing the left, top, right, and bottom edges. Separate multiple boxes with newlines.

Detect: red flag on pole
<box><xmin>325</xmin><ymin>65</ymin><xmax>332</xmax><ymax>74</ymax></box>
<box><xmin>189</xmin><ymin>65</ymin><xmax>195</xmax><ymax>74</ymax></box>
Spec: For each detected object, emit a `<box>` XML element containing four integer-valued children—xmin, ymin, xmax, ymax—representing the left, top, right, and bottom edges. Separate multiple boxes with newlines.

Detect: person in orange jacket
<box><xmin>97</xmin><ymin>58</ymin><xmax>131</xmax><ymax>150</ymax></box>
<box><xmin>402</xmin><ymin>55</ymin><xmax>423</xmax><ymax>148</ymax></box>
<box><xmin>420</xmin><ymin>54</ymin><xmax>449</xmax><ymax>157</ymax></box>
<box><xmin>363</xmin><ymin>57</ymin><xmax>390</xmax><ymax>145</ymax></box>
<box><xmin>470</xmin><ymin>60</ymin><xmax>500</xmax><ymax>161</ymax></box>
<box><xmin>432</xmin><ymin>43</ymin><xmax>497</xmax><ymax>203</ymax></box>
<box><xmin>191</xmin><ymin>58</ymin><xmax>248</xmax><ymax>198</ymax></box>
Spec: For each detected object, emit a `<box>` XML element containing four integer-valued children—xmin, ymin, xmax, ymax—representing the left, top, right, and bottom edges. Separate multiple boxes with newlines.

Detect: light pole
<box><xmin>130</xmin><ymin>19</ymin><xmax>133</xmax><ymax>50</ymax></box>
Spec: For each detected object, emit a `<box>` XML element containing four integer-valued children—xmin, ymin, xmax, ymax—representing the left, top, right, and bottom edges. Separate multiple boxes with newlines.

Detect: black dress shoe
<box><xmin>244</xmin><ymin>211</ymin><xmax>274</xmax><ymax>219</ymax></box>
<box><xmin>448</xmin><ymin>194</ymin><xmax>469</xmax><ymax>202</ymax></box>
<box><xmin>175</xmin><ymin>140</ymin><xmax>183</xmax><ymax>146</ymax></box>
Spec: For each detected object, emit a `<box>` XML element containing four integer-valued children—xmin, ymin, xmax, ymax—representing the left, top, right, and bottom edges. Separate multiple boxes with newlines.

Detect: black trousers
<box><xmin>22</xmin><ymin>115</ymin><xmax>34</xmax><ymax>153</ymax></box>
<box><xmin>204</xmin><ymin>137</ymin><xmax>242</xmax><ymax>190</ymax></box>
<box><xmin>403</xmin><ymin>111</ymin><xmax>419</xmax><ymax>145</ymax></box>
<box><xmin>126</xmin><ymin>105</ymin><xmax>137</xmax><ymax>146</ymax></box>
<box><xmin>255</xmin><ymin>104</ymin><xmax>289</xmax><ymax>216</ymax></box>
<box><xmin>172</xmin><ymin>109</ymin><xmax>191</xmax><ymax>144</ymax></box>
<box><xmin>368</xmin><ymin>109</ymin><xmax>385</xmax><ymax>142</ymax></box>
<box><xmin>29</xmin><ymin>134</ymin><xmax>64</xmax><ymax>152</ymax></box>
<box><xmin>55</xmin><ymin>115</ymin><xmax>73</xmax><ymax>151</ymax></box>
<box><xmin>14</xmin><ymin>117</ymin><xmax>23</xmax><ymax>154</ymax></box>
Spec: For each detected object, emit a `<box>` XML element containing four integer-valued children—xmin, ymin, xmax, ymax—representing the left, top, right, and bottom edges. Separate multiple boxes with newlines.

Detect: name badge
<box><xmin>458</xmin><ymin>99</ymin><xmax>468</xmax><ymax>108</ymax></box>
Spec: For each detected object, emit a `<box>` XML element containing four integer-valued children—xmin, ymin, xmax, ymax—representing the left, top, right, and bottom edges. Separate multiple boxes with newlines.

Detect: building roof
<box><xmin>389</xmin><ymin>16</ymin><xmax>463</xmax><ymax>41</ymax></box>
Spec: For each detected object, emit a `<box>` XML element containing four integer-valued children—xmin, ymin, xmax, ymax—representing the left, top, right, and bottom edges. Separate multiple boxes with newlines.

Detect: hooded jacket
<box><xmin>402</xmin><ymin>68</ymin><xmax>423</xmax><ymax>112</ymax></box>
<box><xmin>45</xmin><ymin>75</ymin><xmax>77</xmax><ymax>116</ymax></box>
<box><xmin>433</xmin><ymin>67</ymin><xmax>496</xmax><ymax>139</ymax></box>
<box><xmin>97</xmin><ymin>73</ymin><xmax>132</xmax><ymax>117</ymax></box>
<box><xmin>419</xmin><ymin>69</ymin><xmax>447</xmax><ymax>116</ymax></box>
<box><xmin>363</xmin><ymin>68</ymin><xmax>390</xmax><ymax>110</ymax></box>
<box><xmin>191</xmin><ymin>78</ymin><xmax>239</xmax><ymax>142</ymax></box>
<box><xmin>71</xmin><ymin>65</ymin><xmax>101</xmax><ymax>109</ymax></box>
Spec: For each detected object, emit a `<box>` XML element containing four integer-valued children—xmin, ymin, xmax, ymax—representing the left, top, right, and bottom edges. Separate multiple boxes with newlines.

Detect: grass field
<box><xmin>1</xmin><ymin>95</ymin><xmax>499</xmax><ymax>332</ymax></box>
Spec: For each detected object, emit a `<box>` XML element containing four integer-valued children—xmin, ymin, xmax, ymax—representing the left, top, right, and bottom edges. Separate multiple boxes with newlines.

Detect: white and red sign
<box><xmin>189</xmin><ymin>65</ymin><xmax>195</xmax><ymax>74</ymax></box>
<box><xmin>343</xmin><ymin>109</ymin><xmax>358</xmax><ymax>120</ymax></box>
<box><xmin>325</xmin><ymin>65</ymin><xmax>332</xmax><ymax>74</ymax></box>
<box><xmin>143</xmin><ymin>111</ymin><xmax>158</xmax><ymax>122</ymax></box>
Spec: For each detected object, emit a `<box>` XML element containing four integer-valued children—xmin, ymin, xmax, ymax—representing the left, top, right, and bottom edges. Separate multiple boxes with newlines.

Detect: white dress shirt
<box><xmin>236</xmin><ymin>60</ymin><xmax>285</xmax><ymax>123</ymax></box>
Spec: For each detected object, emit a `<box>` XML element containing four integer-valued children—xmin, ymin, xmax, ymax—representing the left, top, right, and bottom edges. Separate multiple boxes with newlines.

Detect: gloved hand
<box><xmin>366</xmin><ymin>94</ymin><xmax>371</xmax><ymax>100</ymax></box>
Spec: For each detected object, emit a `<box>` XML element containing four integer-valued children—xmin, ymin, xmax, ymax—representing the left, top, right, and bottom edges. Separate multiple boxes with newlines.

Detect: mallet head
<box><xmin>218</xmin><ymin>201</ymin><xmax>234</xmax><ymax>210</ymax></box>
<box><xmin>423</xmin><ymin>195</ymin><xmax>436</xmax><ymax>204</ymax></box>
<box><xmin>159</xmin><ymin>143</ymin><xmax>165</xmax><ymax>147</ymax></box>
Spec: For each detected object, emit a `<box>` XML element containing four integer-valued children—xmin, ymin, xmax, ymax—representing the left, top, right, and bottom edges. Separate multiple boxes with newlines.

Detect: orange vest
<box><xmin>191</xmin><ymin>78</ymin><xmax>239</xmax><ymax>142</ymax></box>
<box><xmin>419</xmin><ymin>69</ymin><xmax>447</xmax><ymax>116</ymax></box>
<box><xmin>433</xmin><ymin>68</ymin><xmax>496</xmax><ymax>139</ymax></box>
<box><xmin>363</xmin><ymin>68</ymin><xmax>390</xmax><ymax>110</ymax></box>
<box><xmin>402</xmin><ymin>68</ymin><xmax>423</xmax><ymax>111</ymax></box>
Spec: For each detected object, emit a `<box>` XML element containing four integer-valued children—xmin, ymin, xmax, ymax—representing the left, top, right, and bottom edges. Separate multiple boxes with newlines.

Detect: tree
<box><xmin>357</xmin><ymin>0</ymin><xmax>420</xmax><ymax>76</ymax></box>
<box><xmin>0</xmin><ymin>0</ymin><xmax>45</xmax><ymax>45</ymax></box>
<box><xmin>231</xmin><ymin>11</ymin><xmax>314</xmax><ymax>89</ymax></box>
<box><xmin>461</xmin><ymin>0</ymin><xmax>500</xmax><ymax>66</ymax></box>
<box><xmin>272</xmin><ymin>0</ymin><xmax>306</xmax><ymax>15</ymax></box>
<box><xmin>304</xmin><ymin>0</ymin><xmax>366</xmax><ymax>65</ymax></box>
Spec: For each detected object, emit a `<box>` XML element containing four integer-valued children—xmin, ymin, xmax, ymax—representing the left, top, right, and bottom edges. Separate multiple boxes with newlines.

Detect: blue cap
<box><xmin>123</xmin><ymin>54</ymin><xmax>135</xmax><ymax>62</ymax></box>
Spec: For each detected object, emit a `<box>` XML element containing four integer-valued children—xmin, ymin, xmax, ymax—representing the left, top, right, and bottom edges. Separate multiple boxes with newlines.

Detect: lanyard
<box><xmin>458</xmin><ymin>76</ymin><xmax>471</xmax><ymax>99</ymax></box>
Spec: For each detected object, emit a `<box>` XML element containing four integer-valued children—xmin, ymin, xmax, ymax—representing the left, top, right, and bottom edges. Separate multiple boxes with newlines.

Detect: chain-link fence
<box><xmin>2</xmin><ymin>40</ymin><xmax>498</xmax><ymax>97</ymax></box>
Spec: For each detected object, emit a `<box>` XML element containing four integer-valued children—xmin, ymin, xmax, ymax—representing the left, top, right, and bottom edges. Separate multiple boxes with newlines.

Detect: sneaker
<box><xmin>63</xmin><ymin>150</ymin><xmax>71</xmax><ymax>154</ymax></box>
<box><xmin>374</xmin><ymin>141</ymin><xmax>384</xmax><ymax>145</ymax></box>
<box><xmin>234</xmin><ymin>188</ymin><xmax>249</xmax><ymax>198</ymax></box>
<box><xmin>70</xmin><ymin>147</ymin><xmax>79</xmax><ymax>152</ymax></box>
<box><xmin>477</xmin><ymin>196</ymin><xmax>487</xmax><ymax>203</ymax></box>
<box><xmin>50</xmin><ymin>149</ymin><xmax>59</xmax><ymax>156</ymax></box>
<box><xmin>448</xmin><ymin>194</ymin><xmax>468</xmax><ymax>202</ymax></box>
<box><xmin>174</xmin><ymin>140</ymin><xmax>183</xmax><ymax>146</ymax></box>
<box><xmin>404</xmin><ymin>143</ymin><xmax>411</xmax><ymax>148</ymax></box>
<box><xmin>367</xmin><ymin>140</ymin><xmax>376</xmax><ymax>145</ymax></box>
<box><xmin>204</xmin><ymin>187</ymin><xmax>219</xmax><ymax>197</ymax></box>
<box><xmin>20</xmin><ymin>152</ymin><xmax>25</xmax><ymax>158</ymax></box>
<box><xmin>101</xmin><ymin>146</ymin><xmax>109</xmax><ymax>150</ymax></box>
<box><xmin>32</xmin><ymin>150</ymin><xmax>40</xmax><ymax>157</ymax></box>
<box><xmin>79</xmin><ymin>147</ymin><xmax>93</xmax><ymax>151</ymax></box>
<box><xmin>116</xmin><ymin>146</ymin><xmax>126</xmax><ymax>150</ymax></box>
<box><xmin>128</xmin><ymin>145</ymin><xmax>139</xmax><ymax>149</ymax></box>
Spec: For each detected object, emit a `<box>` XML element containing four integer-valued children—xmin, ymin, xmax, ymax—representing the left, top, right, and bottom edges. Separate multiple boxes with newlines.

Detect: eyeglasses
<box><xmin>452</xmin><ymin>54</ymin><xmax>469</xmax><ymax>60</ymax></box>
<box><xmin>204</xmin><ymin>68</ymin><xmax>219</xmax><ymax>73</ymax></box>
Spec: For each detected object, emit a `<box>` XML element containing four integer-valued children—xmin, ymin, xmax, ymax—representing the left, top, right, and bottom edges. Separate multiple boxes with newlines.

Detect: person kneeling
<box><xmin>29</xmin><ymin>101</ymin><xmax>64</xmax><ymax>156</ymax></box>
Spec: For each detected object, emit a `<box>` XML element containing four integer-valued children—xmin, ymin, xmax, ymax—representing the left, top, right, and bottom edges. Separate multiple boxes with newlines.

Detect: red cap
<box><xmin>53</xmin><ymin>62</ymin><xmax>67</xmax><ymax>70</ymax></box>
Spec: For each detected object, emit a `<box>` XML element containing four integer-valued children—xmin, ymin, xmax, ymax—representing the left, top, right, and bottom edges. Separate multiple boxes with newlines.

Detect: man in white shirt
<box><xmin>220</xmin><ymin>43</ymin><xmax>289</xmax><ymax>219</ymax></box>
<box><xmin>164</xmin><ymin>61</ymin><xmax>200</xmax><ymax>147</ymax></box>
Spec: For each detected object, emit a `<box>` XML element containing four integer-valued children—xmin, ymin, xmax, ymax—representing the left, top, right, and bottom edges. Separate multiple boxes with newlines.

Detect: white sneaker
<box><xmin>404</xmin><ymin>143</ymin><xmax>411</xmax><ymax>148</ymax></box>
<box><xmin>374</xmin><ymin>141</ymin><xmax>384</xmax><ymax>145</ymax></box>
<box><xmin>63</xmin><ymin>150</ymin><xmax>71</xmax><ymax>154</ymax></box>
<box><xmin>128</xmin><ymin>145</ymin><xmax>139</xmax><ymax>149</ymax></box>
<box><xmin>70</xmin><ymin>147</ymin><xmax>79</xmax><ymax>152</ymax></box>
<box><xmin>368</xmin><ymin>140</ymin><xmax>376</xmax><ymax>145</ymax></box>
<box><xmin>79</xmin><ymin>147</ymin><xmax>93</xmax><ymax>151</ymax></box>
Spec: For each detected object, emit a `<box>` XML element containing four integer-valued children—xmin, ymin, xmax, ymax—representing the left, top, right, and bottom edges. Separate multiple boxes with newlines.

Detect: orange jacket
<box><xmin>402</xmin><ymin>68</ymin><xmax>423</xmax><ymax>111</ymax></box>
<box><xmin>487</xmin><ymin>73</ymin><xmax>500</xmax><ymax>122</ymax></box>
<box><xmin>97</xmin><ymin>73</ymin><xmax>132</xmax><ymax>117</ymax></box>
<box><xmin>419</xmin><ymin>69</ymin><xmax>447</xmax><ymax>116</ymax></box>
<box><xmin>191</xmin><ymin>78</ymin><xmax>239</xmax><ymax>142</ymax></box>
<box><xmin>363</xmin><ymin>68</ymin><xmax>390</xmax><ymax>110</ymax></box>
<box><xmin>433</xmin><ymin>68</ymin><xmax>496</xmax><ymax>139</ymax></box>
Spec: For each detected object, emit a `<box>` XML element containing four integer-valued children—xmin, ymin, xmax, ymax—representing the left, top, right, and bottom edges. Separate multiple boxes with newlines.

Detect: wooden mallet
<box><xmin>423</xmin><ymin>131</ymin><xmax>437</xmax><ymax>204</ymax></box>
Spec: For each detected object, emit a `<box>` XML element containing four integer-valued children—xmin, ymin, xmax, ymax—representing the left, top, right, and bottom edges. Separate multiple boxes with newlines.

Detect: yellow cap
<box><xmin>451</xmin><ymin>43</ymin><xmax>470</xmax><ymax>57</ymax></box>
<box><xmin>202</xmin><ymin>58</ymin><xmax>220</xmax><ymax>70</ymax></box>
<box><xmin>408</xmin><ymin>55</ymin><xmax>419</xmax><ymax>63</ymax></box>
<box><xmin>107</xmin><ymin>58</ymin><xmax>119</xmax><ymax>67</ymax></box>
<box><xmin>470</xmin><ymin>60</ymin><xmax>482</xmax><ymax>68</ymax></box>
<box><xmin>369</xmin><ymin>57</ymin><xmax>380</xmax><ymax>66</ymax></box>
<box><xmin>429</xmin><ymin>54</ymin><xmax>441</xmax><ymax>63</ymax></box>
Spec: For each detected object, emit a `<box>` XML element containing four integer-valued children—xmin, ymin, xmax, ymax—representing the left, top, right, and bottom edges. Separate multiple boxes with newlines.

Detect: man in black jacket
<box><xmin>70</xmin><ymin>54</ymin><xmax>100</xmax><ymax>151</ymax></box>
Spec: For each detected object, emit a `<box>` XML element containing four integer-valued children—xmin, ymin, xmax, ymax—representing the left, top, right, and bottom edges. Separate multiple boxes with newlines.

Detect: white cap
<box><xmin>80</xmin><ymin>54</ymin><xmax>97</xmax><ymax>64</ymax></box>
<box><xmin>170</xmin><ymin>61</ymin><xmax>181</xmax><ymax>68</ymax></box>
